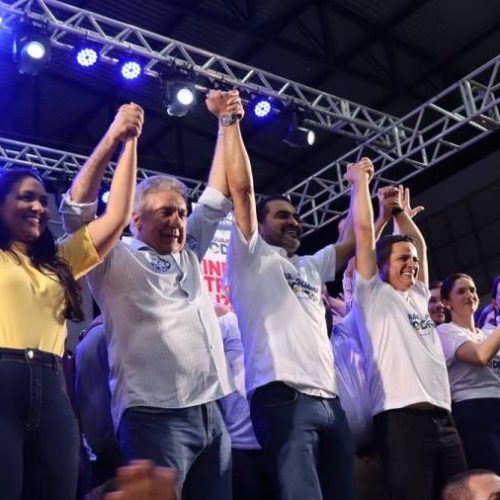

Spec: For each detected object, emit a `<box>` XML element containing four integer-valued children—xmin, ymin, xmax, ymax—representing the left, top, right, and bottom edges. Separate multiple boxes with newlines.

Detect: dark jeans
<box><xmin>118</xmin><ymin>401</ymin><xmax>232</xmax><ymax>500</ymax></box>
<box><xmin>452</xmin><ymin>398</ymin><xmax>500</xmax><ymax>474</ymax></box>
<box><xmin>232</xmin><ymin>448</ymin><xmax>276</xmax><ymax>500</ymax></box>
<box><xmin>374</xmin><ymin>407</ymin><xmax>467</xmax><ymax>500</ymax></box>
<box><xmin>0</xmin><ymin>348</ymin><xmax>80</xmax><ymax>500</ymax></box>
<box><xmin>250</xmin><ymin>382</ymin><xmax>355</xmax><ymax>500</ymax></box>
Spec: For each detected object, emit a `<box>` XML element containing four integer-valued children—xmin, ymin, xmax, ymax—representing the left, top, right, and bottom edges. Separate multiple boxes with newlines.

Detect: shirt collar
<box><xmin>268</xmin><ymin>242</ymin><xmax>296</xmax><ymax>261</ymax></box>
<box><xmin>122</xmin><ymin>236</ymin><xmax>151</xmax><ymax>251</ymax></box>
<box><xmin>122</xmin><ymin>236</ymin><xmax>182</xmax><ymax>265</ymax></box>
<box><xmin>394</xmin><ymin>288</ymin><xmax>411</xmax><ymax>301</ymax></box>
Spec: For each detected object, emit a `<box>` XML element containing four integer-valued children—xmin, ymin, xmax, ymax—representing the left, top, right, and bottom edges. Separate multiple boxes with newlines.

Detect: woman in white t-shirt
<box><xmin>437</xmin><ymin>273</ymin><xmax>500</xmax><ymax>473</ymax></box>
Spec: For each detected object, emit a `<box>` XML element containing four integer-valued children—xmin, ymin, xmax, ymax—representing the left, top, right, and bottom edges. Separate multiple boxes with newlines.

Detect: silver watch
<box><xmin>219</xmin><ymin>113</ymin><xmax>238</xmax><ymax>126</ymax></box>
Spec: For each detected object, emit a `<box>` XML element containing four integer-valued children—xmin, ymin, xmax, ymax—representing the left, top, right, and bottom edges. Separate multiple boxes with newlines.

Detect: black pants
<box><xmin>374</xmin><ymin>408</ymin><xmax>466</xmax><ymax>500</ymax></box>
<box><xmin>232</xmin><ymin>448</ymin><xmax>276</xmax><ymax>500</ymax></box>
<box><xmin>452</xmin><ymin>398</ymin><xmax>500</xmax><ymax>474</ymax></box>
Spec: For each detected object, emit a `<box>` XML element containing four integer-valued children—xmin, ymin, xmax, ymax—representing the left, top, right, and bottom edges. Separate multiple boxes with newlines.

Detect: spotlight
<box><xmin>121</xmin><ymin>60</ymin><xmax>142</xmax><ymax>80</ymax></box>
<box><xmin>252</xmin><ymin>98</ymin><xmax>272</xmax><ymax>119</ymax></box>
<box><xmin>76</xmin><ymin>46</ymin><xmax>98</xmax><ymax>67</ymax></box>
<box><xmin>101</xmin><ymin>190</ymin><xmax>110</xmax><ymax>204</ymax></box>
<box><xmin>13</xmin><ymin>27</ymin><xmax>51</xmax><ymax>75</ymax></box>
<box><xmin>283</xmin><ymin>113</ymin><xmax>316</xmax><ymax>147</ymax></box>
<box><xmin>163</xmin><ymin>80</ymin><xmax>197</xmax><ymax>117</ymax></box>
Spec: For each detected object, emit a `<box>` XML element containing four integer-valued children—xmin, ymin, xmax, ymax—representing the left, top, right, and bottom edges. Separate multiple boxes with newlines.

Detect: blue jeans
<box><xmin>0</xmin><ymin>348</ymin><xmax>80</xmax><ymax>500</ymax></box>
<box><xmin>118</xmin><ymin>401</ymin><xmax>232</xmax><ymax>500</ymax></box>
<box><xmin>250</xmin><ymin>382</ymin><xmax>355</xmax><ymax>500</ymax></box>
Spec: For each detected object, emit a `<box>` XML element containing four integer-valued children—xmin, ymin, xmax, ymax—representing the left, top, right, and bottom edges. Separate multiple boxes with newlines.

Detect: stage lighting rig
<box><xmin>283</xmin><ymin>111</ymin><xmax>316</xmax><ymax>147</ymax></box>
<box><xmin>12</xmin><ymin>24</ymin><xmax>52</xmax><ymax>76</ymax></box>
<box><xmin>251</xmin><ymin>97</ymin><xmax>272</xmax><ymax>119</ymax></box>
<box><xmin>75</xmin><ymin>44</ymin><xmax>99</xmax><ymax>67</ymax></box>
<box><xmin>120</xmin><ymin>59</ymin><xmax>142</xmax><ymax>80</ymax></box>
<box><xmin>162</xmin><ymin>74</ymin><xmax>198</xmax><ymax>117</ymax></box>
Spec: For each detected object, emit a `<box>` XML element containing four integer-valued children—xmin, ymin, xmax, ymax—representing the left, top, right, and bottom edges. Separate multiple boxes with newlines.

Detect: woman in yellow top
<box><xmin>0</xmin><ymin>103</ymin><xmax>144</xmax><ymax>500</ymax></box>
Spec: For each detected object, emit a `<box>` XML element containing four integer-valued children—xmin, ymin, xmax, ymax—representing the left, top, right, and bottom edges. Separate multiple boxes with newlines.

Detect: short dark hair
<box><xmin>441</xmin><ymin>273</ymin><xmax>473</xmax><ymax>302</ymax></box>
<box><xmin>429</xmin><ymin>280</ymin><xmax>443</xmax><ymax>291</ymax></box>
<box><xmin>256</xmin><ymin>195</ymin><xmax>293</xmax><ymax>224</ymax></box>
<box><xmin>442</xmin><ymin>469</ymin><xmax>495</xmax><ymax>500</ymax></box>
<box><xmin>375</xmin><ymin>234</ymin><xmax>414</xmax><ymax>269</ymax></box>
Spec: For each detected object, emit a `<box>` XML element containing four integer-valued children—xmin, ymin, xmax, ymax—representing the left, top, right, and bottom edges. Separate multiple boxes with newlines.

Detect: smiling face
<box><xmin>380</xmin><ymin>241</ymin><xmax>419</xmax><ymax>292</ymax></box>
<box><xmin>428</xmin><ymin>286</ymin><xmax>446</xmax><ymax>325</ymax></box>
<box><xmin>0</xmin><ymin>175</ymin><xmax>50</xmax><ymax>244</ymax></box>
<box><xmin>132</xmin><ymin>188</ymin><xmax>187</xmax><ymax>254</ymax></box>
<box><xmin>258</xmin><ymin>199</ymin><xmax>302</xmax><ymax>256</ymax></box>
<box><xmin>444</xmin><ymin>275</ymin><xmax>479</xmax><ymax>318</ymax></box>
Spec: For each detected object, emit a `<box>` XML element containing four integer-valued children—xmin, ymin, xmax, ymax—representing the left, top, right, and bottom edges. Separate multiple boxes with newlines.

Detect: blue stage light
<box><xmin>121</xmin><ymin>61</ymin><xmax>141</xmax><ymax>80</ymax></box>
<box><xmin>76</xmin><ymin>47</ymin><xmax>98</xmax><ymax>67</ymax></box>
<box><xmin>283</xmin><ymin>112</ymin><xmax>316</xmax><ymax>147</ymax></box>
<box><xmin>164</xmin><ymin>81</ymin><xmax>197</xmax><ymax>117</ymax></box>
<box><xmin>101</xmin><ymin>190</ymin><xmax>110</xmax><ymax>204</ymax></box>
<box><xmin>25</xmin><ymin>41</ymin><xmax>46</xmax><ymax>59</ymax></box>
<box><xmin>253</xmin><ymin>99</ymin><xmax>271</xmax><ymax>118</ymax></box>
<box><xmin>13</xmin><ymin>27</ymin><xmax>51</xmax><ymax>75</ymax></box>
<box><xmin>176</xmin><ymin>87</ymin><xmax>195</xmax><ymax>106</ymax></box>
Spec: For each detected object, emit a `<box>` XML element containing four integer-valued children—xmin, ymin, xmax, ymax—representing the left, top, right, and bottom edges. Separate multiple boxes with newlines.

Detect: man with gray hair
<box><xmin>60</xmin><ymin>94</ymin><xmax>243</xmax><ymax>500</ymax></box>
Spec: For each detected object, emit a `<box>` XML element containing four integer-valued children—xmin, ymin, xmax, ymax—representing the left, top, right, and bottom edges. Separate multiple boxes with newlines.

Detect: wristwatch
<box><xmin>219</xmin><ymin>113</ymin><xmax>239</xmax><ymax>126</ymax></box>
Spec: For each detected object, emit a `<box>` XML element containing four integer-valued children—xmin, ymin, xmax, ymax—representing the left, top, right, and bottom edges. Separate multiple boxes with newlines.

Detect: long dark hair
<box><xmin>441</xmin><ymin>273</ymin><xmax>473</xmax><ymax>302</ymax></box>
<box><xmin>0</xmin><ymin>168</ymin><xmax>84</xmax><ymax>322</ymax></box>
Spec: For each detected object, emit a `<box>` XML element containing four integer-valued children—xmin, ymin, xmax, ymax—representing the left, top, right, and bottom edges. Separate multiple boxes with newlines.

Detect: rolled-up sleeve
<box><xmin>59</xmin><ymin>191</ymin><xmax>98</xmax><ymax>234</ymax></box>
<box><xmin>187</xmin><ymin>186</ymin><xmax>232</xmax><ymax>261</ymax></box>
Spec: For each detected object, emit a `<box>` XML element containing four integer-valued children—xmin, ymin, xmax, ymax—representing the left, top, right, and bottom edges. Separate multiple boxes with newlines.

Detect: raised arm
<box><xmin>344</xmin><ymin>158</ymin><xmax>376</xmax><ymax>280</ymax></box>
<box><xmin>334</xmin><ymin>208</ymin><xmax>355</xmax><ymax>271</ymax></box>
<box><xmin>374</xmin><ymin>186</ymin><xmax>402</xmax><ymax>240</ymax></box>
<box><xmin>204</xmin><ymin>92</ymin><xmax>232</xmax><ymax>198</ymax></box>
<box><xmin>392</xmin><ymin>186</ymin><xmax>428</xmax><ymax>285</ymax></box>
<box><xmin>86</xmin><ymin>135</ymin><xmax>139</xmax><ymax>258</ymax></box>
<box><xmin>206</xmin><ymin>90</ymin><xmax>255</xmax><ymax>241</ymax></box>
<box><xmin>70</xmin><ymin>103</ymin><xmax>144</xmax><ymax>203</ymax></box>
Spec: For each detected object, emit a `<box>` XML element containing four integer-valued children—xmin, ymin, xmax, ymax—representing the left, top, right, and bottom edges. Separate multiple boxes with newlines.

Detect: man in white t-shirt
<box><xmin>346</xmin><ymin>161</ymin><xmax>466</xmax><ymax>500</ymax></box>
<box><xmin>222</xmin><ymin>101</ymin><xmax>356</xmax><ymax>499</ymax></box>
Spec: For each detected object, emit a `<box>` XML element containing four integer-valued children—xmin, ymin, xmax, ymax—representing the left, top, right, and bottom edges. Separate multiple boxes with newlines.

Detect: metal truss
<box><xmin>284</xmin><ymin>54</ymin><xmax>500</xmax><ymax>236</ymax></box>
<box><xmin>0</xmin><ymin>0</ymin><xmax>403</xmax><ymax>141</ymax></box>
<box><xmin>0</xmin><ymin>137</ymin><xmax>208</xmax><ymax>198</ymax></box>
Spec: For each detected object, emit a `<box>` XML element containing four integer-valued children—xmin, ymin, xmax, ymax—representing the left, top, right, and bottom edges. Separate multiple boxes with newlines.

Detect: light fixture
<box><xmin>76</xmin><ymin>45</ymin><xmax>98</xmax><ymax>67</ymax></box>
<box><xmin>163</xmin><ymin>79</ymin><xmax>197</xmax><ymax>117</ymax></box>
<box><xmin>101</xmin><ymin>189</ymin><xmax>110</xmax><ymax>204</ymax></box>
<box><xmin>12</xmin><ymin>26</ymin><xmax>52</xmax><ymax>75</ymax></box>
<box><xmin>120</xmin><ymin>60</ymin><xmax>142</xmax><ymax>80</ymax></box>
<box><xmin>251</xmin><ymin>97</ymin><xmax>272</xmax><ymax>119</ymax></box>
<box><xmin>283</xmin><ymin>112</ymin><xmax>316</xmax><ymax>147</ymax></box>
